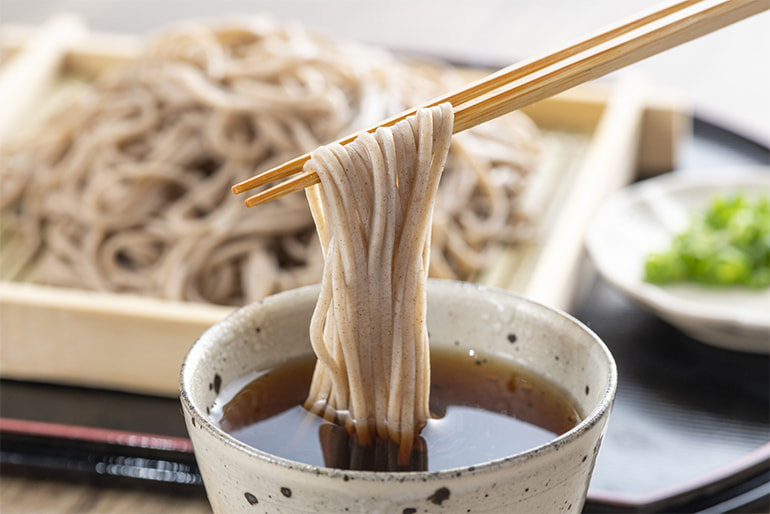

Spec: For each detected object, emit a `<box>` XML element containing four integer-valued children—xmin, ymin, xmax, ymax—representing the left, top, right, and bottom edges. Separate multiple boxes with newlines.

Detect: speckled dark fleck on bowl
<box><xmin>180</xmin><ymin>280</ymin><xmax>616</xmax><ymax>513</ymax></box>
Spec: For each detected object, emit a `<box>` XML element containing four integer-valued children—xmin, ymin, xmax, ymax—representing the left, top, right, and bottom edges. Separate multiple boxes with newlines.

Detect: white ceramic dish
<box><xmin>585</xmin><ymin>168</ymin><xmax>770</xmax><ymax>354</ymax></box>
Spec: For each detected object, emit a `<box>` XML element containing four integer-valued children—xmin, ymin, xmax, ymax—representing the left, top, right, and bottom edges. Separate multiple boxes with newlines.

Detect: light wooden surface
<box><xmin>0</xmin><ymin>475</ymin><xmax>212</xmax><ymax>514</ymax></box>
<box><xmin>0</xmin><ymin>15</ymin><xmax>85</xmax><ymax>144</ymax></box>
<box><xmin>0</xmin><ymin>282</ymin><xmax>234</xmax><ymax>396</ymax></box>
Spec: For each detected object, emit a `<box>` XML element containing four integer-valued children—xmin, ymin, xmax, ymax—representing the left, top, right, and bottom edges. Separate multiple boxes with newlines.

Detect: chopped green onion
<box><xmin>643</xmin><ymin>192</ymin><xmax>770</xmax><ymax>288</ymax></box>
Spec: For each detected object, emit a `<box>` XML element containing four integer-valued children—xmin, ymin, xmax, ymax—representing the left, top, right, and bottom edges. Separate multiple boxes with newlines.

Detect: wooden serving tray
<box><xmin>0</xmin><ymin>16</ymin><xmax>689</xmax><ymax>397</ymax></box>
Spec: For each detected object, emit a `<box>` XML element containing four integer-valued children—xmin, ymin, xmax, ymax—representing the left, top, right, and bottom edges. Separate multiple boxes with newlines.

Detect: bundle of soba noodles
<box><xmin>0</xmin><ymin>17</ymin><xmax>541</xmax><ymax>306</ymax></box>
<box><xmin>304</xmin><ymin>103</ymin><xmax>453</xmax><ymax>463</ymax></box>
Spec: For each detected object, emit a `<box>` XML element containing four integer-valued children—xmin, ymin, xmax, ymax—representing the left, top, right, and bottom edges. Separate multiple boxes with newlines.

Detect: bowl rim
<box><xmin>179</xmin><ymin>279</ymin><xmax>618</xmax><ymax>482</ymax></box>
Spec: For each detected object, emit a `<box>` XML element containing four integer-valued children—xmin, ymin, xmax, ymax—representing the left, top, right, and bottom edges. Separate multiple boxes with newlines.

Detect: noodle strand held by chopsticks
<box><xmin>304</xmin><ymin>103</ymin><xmax>453</xmax><ymax>463</ymax></box>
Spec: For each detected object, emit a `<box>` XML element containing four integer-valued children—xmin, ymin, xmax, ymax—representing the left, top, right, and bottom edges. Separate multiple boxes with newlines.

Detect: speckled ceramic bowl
<box><xmin>180</xmin><ymin>280</ymin><xmax>616</xmax><ymax>513</ymax></box>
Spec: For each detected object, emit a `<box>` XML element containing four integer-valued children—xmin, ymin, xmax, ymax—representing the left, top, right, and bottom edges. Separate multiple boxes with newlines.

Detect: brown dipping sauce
<box><xmin>214</xmin><ymin>346</ymin><xmax>580</xmax><ymax>472</ymax></box>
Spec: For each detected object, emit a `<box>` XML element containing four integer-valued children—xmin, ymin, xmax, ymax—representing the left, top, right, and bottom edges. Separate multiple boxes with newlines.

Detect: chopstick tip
<box><xmin>232</xmin><ymin>181</ymin><xmax>249</xmax><ymax>195</ymax></box>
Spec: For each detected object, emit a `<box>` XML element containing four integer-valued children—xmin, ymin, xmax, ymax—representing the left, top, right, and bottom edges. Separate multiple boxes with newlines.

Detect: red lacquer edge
<box><xmin>0</xmin><ymin>416</ymin><xmax>194</xmax><ymax>453</ymax></box>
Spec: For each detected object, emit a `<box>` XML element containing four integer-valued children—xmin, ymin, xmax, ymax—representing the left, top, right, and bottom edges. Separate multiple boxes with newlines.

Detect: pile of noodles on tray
<box><xmin>0</xmin><ymin>17</ymin><xmax>541</xmax><ymax>306</ymax></box>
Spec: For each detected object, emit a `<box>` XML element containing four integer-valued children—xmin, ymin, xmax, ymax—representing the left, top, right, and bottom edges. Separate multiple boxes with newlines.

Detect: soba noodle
<box><xmin>304</xmin><ymin>103</ymin><xmax>453</xmax><ymax>462</ymax></box>
<box><xmin>0</xmin><ymin>18</ymin><xmax>540</xmax><ymax>306</ymax></box>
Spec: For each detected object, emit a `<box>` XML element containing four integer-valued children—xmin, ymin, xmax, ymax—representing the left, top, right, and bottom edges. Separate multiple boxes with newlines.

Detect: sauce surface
<box><xmin>213</xmin><ymin>346</ymin><xmax>580</xmax><ymax>472</ymax></box>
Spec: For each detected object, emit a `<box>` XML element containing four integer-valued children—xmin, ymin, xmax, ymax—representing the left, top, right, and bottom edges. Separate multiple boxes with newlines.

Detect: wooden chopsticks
<box><xmin>232</xmin><ymin>0</ymin><xmax>768</xmax><ymax>208</ymax></box>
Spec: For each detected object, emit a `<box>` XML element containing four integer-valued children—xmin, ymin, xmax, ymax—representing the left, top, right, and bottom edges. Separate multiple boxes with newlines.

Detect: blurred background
<box><xmin>2</xmin><ymin>0</ymin><xmax>769</xmax><ymax>143</ymax></box>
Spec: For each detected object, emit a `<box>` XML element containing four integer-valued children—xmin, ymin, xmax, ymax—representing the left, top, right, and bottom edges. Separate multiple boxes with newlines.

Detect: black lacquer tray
<box><xmin>2</xmin><ymin>116</ymin><xmax>768</xmax><ymax>513</ymax></box>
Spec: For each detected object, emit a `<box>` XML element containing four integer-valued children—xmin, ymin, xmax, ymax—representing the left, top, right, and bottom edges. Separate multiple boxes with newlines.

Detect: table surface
<box><xmin>1</xmin><ymin>2</ymin><xmax>769</xmax><ymax>513</ymax></box>
<box><xmin>0</xmin><ymin>475</ymin><xmax>212</xmax><ymax>514</ymax></box>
